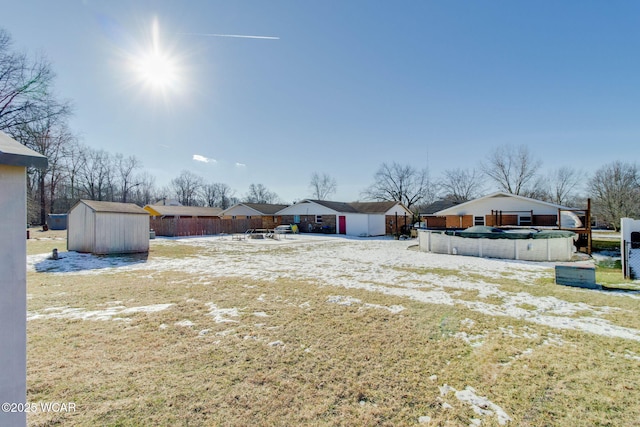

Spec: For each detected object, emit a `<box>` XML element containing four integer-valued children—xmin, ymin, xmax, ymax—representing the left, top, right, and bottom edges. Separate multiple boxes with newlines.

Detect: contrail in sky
<box><xmin>180</xmin><ymin>32</ymin><xmax>279</xmax><ymax>40</ymax></box>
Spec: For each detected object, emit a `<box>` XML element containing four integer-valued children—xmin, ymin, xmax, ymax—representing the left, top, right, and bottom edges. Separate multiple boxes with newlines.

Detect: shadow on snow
<box><xmin>33</xmin><ymin>251</ymin><xmax>148</xmax><ymax>273</ymax></box>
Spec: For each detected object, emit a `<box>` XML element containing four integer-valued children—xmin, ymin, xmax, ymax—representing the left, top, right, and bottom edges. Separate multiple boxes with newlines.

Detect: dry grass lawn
<box><xmin>25</xmin><ymin>231</ymin><xmax>640</xmax><ymax>426</ymax></box>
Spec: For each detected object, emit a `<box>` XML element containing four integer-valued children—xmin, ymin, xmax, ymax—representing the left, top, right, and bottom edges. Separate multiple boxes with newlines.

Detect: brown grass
<box><xmin>26</xmin><ymin>237</ymin><xmax>640</xmax><ymax>426</ymax></box>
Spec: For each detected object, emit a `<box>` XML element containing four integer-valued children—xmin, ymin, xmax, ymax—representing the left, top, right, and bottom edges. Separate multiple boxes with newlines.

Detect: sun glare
<box><xmin>129</xmin><ymin>18</ymin><xmax>181</xmax><ymax>93</ymax></box>
<box><xmin>134</xmin><ymin>50</ymin><xmax>178</xmax><ymax>89</ymax></box>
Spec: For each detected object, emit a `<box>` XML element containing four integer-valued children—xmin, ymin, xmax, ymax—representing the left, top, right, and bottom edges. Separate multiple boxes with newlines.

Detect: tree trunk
<box><xmin>39</xmin><ymin>172</ymin><xmax>46</xmax><ymax>225</ymax></box>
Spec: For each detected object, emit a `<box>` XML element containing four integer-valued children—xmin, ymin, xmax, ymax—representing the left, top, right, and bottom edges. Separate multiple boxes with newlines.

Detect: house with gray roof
<box><xmin>221</xmin><ymin>203</ymin><xmax>290</xmax><ymax>229</ymax></box>
<box><xmin>276</xmin><ymin>199</ymin><xmax>413</xmax><ymax>236</ymax></box>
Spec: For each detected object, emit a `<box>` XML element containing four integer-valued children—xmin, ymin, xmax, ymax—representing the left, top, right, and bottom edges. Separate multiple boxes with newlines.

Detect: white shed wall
<box><xmin>621</xmin><ymin>218</ymin><xmax>640</xmax><ymax>278</ymax></box>
<box><xmin>94</xmin><ymin>213</ymin><xmax>149</xmax><ymax>254</ymax></box>
<box><xmin>344</xmin><ymin>214</ymin><xmax>369</xmax><ymax>236</ymax></box>
<box><xmin>621</xmin><ymin>218</ymin><xmax>640</xmax><ymax>246</ymax></box>
<box><xmin>0</xmin><ymin>165</ymin><xmax>27</xmax><ymax>426</ymax></box>
<box><xmin>368</xmin><ymin>215</ymin><xmax>386</xmax><ymax>236</ymax></box>
<box><xmin>385</xmin><ymin>204</ymin><xmax>412</xmax><ymax>217</ymax></box>
<box><xmin>67</xmin><ymin>203</ymin><xmax>95</xmax><ymax>253</ymax></box>
<box><xmin>339</xmin><ymin>214</ymin><xmax>386</xmax><ymax>236</ymax></box>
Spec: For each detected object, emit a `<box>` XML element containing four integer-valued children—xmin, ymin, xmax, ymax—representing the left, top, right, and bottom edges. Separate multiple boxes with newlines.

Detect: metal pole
<box><xmin>395</xmin><ymin>212</ymin><xmax>398</xmax><ymax>236</ymax></box>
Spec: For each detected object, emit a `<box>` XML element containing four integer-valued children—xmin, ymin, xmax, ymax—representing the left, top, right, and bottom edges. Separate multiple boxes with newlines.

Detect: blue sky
<box><xmin>4</xmin><ymin>1</ymin><xmax>640</xmax><ymax>203</ymax></box>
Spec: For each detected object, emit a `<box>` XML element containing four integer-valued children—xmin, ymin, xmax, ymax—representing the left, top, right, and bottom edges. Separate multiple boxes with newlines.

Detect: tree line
<box><xmin>2</xmin><ymin>27</ymin><xmax>639</xmax><ymax>230</ymax></box>
<box><xmin>362</xmin><ymin>146</ymin><xmax>640</xmax><ymax>230</ymax></box>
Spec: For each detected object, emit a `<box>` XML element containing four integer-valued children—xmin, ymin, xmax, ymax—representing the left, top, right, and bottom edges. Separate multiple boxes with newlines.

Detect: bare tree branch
<box><xmin>0</xmin><ymin>28</ymin><xmax>71</xmax><ymax>136</ymax></box>
<box><xmin>438</xmin><ymin>168</ymin><xmax>485</xmax><ymax>202</ymax></box>
<box><xmin>588</xmin><ymin>161</ymin><xmax>640</xmax><ymax>230</ymax></box>
<box><xmin>481</xmin><ymin>145</ymin><xmax>541</xmax><ymax>195</ymax></box>
<box><xmin>309</xmin><ymin>172</ymin><xmax>337</xmax><ymax>200</ymax></box>
<box><xmin>361</xmin><ymin>162</ymin><xmax>434</xmax><ymax>210</ymax></box>
<box><xmin>244</xmin><ymin>183</ymin><xmax>281</xmax><ymax>204</ymax></box>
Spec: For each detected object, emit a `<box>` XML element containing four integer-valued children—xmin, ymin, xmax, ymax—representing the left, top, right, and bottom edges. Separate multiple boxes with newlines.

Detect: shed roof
<box><xmin>0</xmin><ymin>130</ymin><xmax>48</xmax><ymax>169</ymax></box>
<box><xmin>144</xmin><ymin>205</ymin><xmax>223</xmax><ymax>217</ymax></box>
<box><xmin>77</xmin><ymin>200</ymin><xmax>149</xmax><ymax>214</ymax></box>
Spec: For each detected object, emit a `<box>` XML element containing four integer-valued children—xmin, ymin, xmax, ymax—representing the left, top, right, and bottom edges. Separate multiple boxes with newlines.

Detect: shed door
<box><xmin>338</xmin><ymin>216</ymin><xmax>346</xmax><ymax>234</ymax></box>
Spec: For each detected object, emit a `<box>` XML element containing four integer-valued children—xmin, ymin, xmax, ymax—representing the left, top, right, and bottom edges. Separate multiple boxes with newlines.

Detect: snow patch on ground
<box><xmin>27</xmin><ymin>234</ymin><xmax>640</xmax><ymax>341</ymax></box>
<box><xmin>205</xmin><ymin>302</ymin><xmax>240</xmax><ymax>323</ymax></box>
<box><xmin>27</xmin><ymin>303</ymin><xmax>174</xmax><ymax>322</ymax></box>
<box><xmin>454</xmin><ymin>331</ymin><xmax>486</xmax><ymax>348</ymax></box>
<box><xmin>175</xmin><ymin>320</ymin><xmax>195</xmax><ymax>327</ymax></box>
<box><xmin>440</xmin><ymin>384</ymin><xmax>512</xmax><ymax>425</ymax></box>
<box><xmin>327</xmin><ymin>295</ymin><xmax>405</xmax><ymax>314</ymax></box>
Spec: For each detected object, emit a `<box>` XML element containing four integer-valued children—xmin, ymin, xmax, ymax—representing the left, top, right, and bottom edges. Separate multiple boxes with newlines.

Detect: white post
<box><xmin>0</xmin><ymin>165</ymin><xmax>28</xmax><ymax>427</ymax></box>
<box><xmin>0</xmin><ymin>131</ymin><xmax>47</xmax><ymax>427</ymax></box>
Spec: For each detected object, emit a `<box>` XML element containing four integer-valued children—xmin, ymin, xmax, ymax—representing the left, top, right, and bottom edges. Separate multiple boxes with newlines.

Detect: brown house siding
<box><xmin>260</xmin><ymin>216</ymin><xmax>281</xmax><ymax>229</ymax></box>
<box><xmin>486</xmin><ymin>214</ymin><xmax>518</xmax><ymax>226</ymax></box>
<box><xmin>426</xmin><ymin>216</ymin><xmax>447</xmax><ymax>229</ymax></box>
<box><xmin>281</xmin><ymin>214</ymin><xmax>336</xmax><ymax>233</ymax></box>
<box><xmin>445</xmin><ymin>215</ymin><xmax>473</xmax><ymax>229</ymax></box>
<box><xmin>533</xmin><ymin>215</ymin><xmax>558</xmax><ymax>226</ymax></box>
<box><xmin>486</xmin><ymin>214</ymin><xmax>558</xmax><ymax>227</ymax></box>
<box><xmin>385</xmin><ymin>214</ymin><xmax>411</xmax><ymax>235</ymax></box>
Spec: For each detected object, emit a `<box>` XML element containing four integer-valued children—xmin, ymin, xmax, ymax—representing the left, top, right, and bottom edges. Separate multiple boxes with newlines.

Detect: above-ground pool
<box><xmin>418</xmin><ymin>226</ymin><xmax>577</xmax><ymax>261</ymax></box>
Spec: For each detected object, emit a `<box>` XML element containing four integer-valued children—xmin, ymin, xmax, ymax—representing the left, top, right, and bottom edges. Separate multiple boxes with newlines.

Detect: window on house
<box><xmin>232</xmin><ymin>215</ymin><xmax>237</xmax><ymax>220</ymax></box>
<box><xmin>294</xmin><ymin>215</ymin><xmax>300</xmax><ymax>223</ymax></box>
<box><xmin>519</xmin><ymin>215</ymin><xmax>532</xmax><ymax>226</ymax></box>
<box><xmin>316</xmin><ymin>215</ymin><xmax>323</xmax><ymax>223</ymax></box>
<box><xmin>474</xmin><ymin>216</ymin><xmax>485</xmax><ymax>226</ymax></box>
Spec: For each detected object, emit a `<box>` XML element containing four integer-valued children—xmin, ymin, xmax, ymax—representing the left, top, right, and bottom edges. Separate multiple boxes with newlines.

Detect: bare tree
<box><xmin>129</xmin><ymin>171</ymin><xmax>157</xmax><ymax>207</ymax></box>
<box><xmin>309</xmin><ymin>172</ymin><xmax>337</xmax><ymax>200</ymax></box>
<box><xmin>520</xmin><ymin>176</ymin><xmax>551</xmax><ymax>201</ymax></box>
<box><xmin>0</xmin><ymin>28</ymin><xmax>71</xmax><ymax>136</ymax></box>
<box><xmin>588</xmin><ymin>161</ymin><xmax>640</xmax><ymax>230</ymax></box>
<box><xmin>244</xmin><ymin>183</ymin><xmax>280</xmax><ymax>204</ymax></box>
<box><xmin>361</xmin><ymin>162</ymin><xmax>434</xmax><ymax>210</ymax></box>
<box><xmin>115</xmin><ymin>153</ymin><xmax>141</xmax><ymax>203</ymax></box>
<box><xmin>79</xmin><ymin>148</ymin><xmax>114</xmax><ymax>201</ymax></box>
<box><xmin>546</xmin><ymin>166</ymin><xmax>585</xmax><ymax>206</ymax></box>
<box><xmin>171</xmin><ymin>170</ymin><xmax>204</xmax><ymax>206</ymax></box>
<box><xmin>481</xmin><ymin>145</ymin><xmax>541</xmax><ymax>195</ymax></box>
<box><xmin>14</xmin><ymin>109</ymin><xmax>74</xmax><ymax>224</ymax></box>
<box><xmin>53</xmin><ymin>139</ymin><xmax>87</xmax><ymax>212</ymax></box>
<box><xmin>217</xmin><ymin>184</ymin><xmax>236</xmax><ymax>209</ymax></box>
<box><xmin>438</xmin><ymin>168</ymin><xmax>485</xmax><ymax>203</ymax></box>
<box><xmin>202</xmin><ymin>182</ymin><xmax>235</xmax><ymax>208</ymax></box>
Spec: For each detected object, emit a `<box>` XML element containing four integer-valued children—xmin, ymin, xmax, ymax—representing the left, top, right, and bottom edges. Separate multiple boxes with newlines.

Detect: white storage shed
<box><xmin>68</xmin><ymin>200</ymin><xmax>150</xmax><ymax>254</ymax></box>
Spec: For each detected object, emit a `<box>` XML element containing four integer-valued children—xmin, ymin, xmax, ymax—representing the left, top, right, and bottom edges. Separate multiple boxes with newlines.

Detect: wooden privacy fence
<box><xmin>150</xmin><ymin>217</ymin><xmax>263</xmax><ymax>237</ymax></box>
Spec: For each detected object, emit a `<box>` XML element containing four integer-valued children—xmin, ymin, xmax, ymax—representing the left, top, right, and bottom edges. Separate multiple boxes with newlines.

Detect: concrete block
<box><xmin>555</xmin><ymin>265</ymin><xmax>599</xmax><ymax>289</ymax></box>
